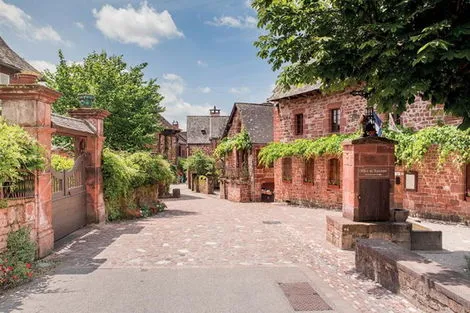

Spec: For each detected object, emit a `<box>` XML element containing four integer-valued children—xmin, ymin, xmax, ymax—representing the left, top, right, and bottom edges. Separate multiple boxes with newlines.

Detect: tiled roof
<box><xmin>158</xmin><ymin>115</ymin><xmax>177</xmax><ymax>130</ymax></box>
<box><xmin>177</xmin><ymin>131</ymin><xmax>187</xmax><ymax>143</ymax></box>
<box><xmin>187</xmin><ymin>115</ymin><xmax>229</xmax><ymax>144</ymax></box>
<box><xmin>223</xmin><ymin>103</ymin><xmax>274</xmax><ymax>144</ymax></box>
<box><xmin>51</xmin><ymin>114</ymin><xmax>97</xmax><ymax>135</ymax></box>
<box><xmin>268</xmin><ymin>83</ymin><xmax>322</xmax><ymax>101</ymax></box>
<box><xmin>0</xmin><ymin>36</ymin><xmax>40</xmax><ymax>75</ymax></box>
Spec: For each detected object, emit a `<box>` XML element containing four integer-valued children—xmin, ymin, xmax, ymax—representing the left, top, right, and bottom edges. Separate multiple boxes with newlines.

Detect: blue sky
<box><xmin>0</xmin><ymin>0</ymin><xmax>277</xmax><ymax>129</ymax></box>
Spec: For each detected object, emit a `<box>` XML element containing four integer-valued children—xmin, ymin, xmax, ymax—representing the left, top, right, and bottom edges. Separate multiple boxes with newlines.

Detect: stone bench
<box><xmin>356</xmin><ymin>239</ymin><xmax>470</xmax><ymax>313</ymax></box>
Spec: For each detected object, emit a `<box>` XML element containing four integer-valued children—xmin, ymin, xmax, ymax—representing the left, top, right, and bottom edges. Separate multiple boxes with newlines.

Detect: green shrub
<box><xmin>0</xmin><ymin>227</ymin><xmax>36</xmax><ymax>288</ymax></box>
<box><xmin>214</xmin><ymin>129</ymin><xmax>252</xmax><ymax>159</ymax></box>
<box><xmin>184</xmin><ymin>150</ymin><xmax>216</xmax><ymax>176</ymax></box>
<box><xmin>51</xmin><ymin>155</ymin><xmax>75</xmax><ymax>171</ymax></box>
<box><xmin>102</xmin><ymin>149</ymin><xmax>175</xmax><ymax>221</ymax></box>
<box><xmin>0</xmin><ymin>119</ymin><xmax>45</xmax><ymax>184</ymax></box>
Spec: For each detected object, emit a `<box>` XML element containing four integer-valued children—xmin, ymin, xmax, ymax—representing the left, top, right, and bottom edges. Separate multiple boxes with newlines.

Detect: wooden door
<box><xmin>359</xmin><ymin>179</ymin><xmax>390</xmax><ymax>221</ymax></box>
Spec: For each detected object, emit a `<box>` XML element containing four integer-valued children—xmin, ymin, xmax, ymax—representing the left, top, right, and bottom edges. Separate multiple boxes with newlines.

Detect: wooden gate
<box><xmin>52</xmin><ymin>154</ymin><xmax>88</xmax><ymax>241</ymax></box>
<box><xmin>359</xmin><ymin>179</ymin><xmax>390</xmax><ymax>221</ymax></box>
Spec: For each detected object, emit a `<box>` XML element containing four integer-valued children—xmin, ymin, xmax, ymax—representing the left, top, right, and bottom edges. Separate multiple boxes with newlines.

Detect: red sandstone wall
<box><xmin>274</xmin><ymin>156</ymin><xmax>342</xmax><ymax>209</ymax></box>
<box><xmin>400</xmin><ymin>99</ymin><xmax>462</xmax><ymax>130</ymax></box>
<box><xmin>0</xmin><ymin>199</ymin><xmax>37</xmax><ymax>252</ymax></box>
<box><xmin>399</xmin><ymin>146</ymin><xmax>469</xmax><ymax>221</ymax></box>
<box><xmin>273</xmin><ymin>89</ymin><xmax>465</xmax><ymax>216</ymax></box>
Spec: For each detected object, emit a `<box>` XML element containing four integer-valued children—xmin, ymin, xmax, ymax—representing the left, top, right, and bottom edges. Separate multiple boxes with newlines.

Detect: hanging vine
<box><xmin>258</xmin><ymin>126</ymin><xmax>470</xmax><ymax>169</ymax></box>
<box><xmin>214</xmin><ymin>129</ymin><xmax>252</xmax><ymax>159</ymax></box>
<box><xmin>258</xmin><ymin>133</ymin><xmax>356</xmax><ymax>167</ymax></box>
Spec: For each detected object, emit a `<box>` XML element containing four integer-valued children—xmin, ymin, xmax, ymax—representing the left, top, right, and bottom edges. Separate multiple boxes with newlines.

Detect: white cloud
<box><xmin>33</xmin><ymin>26</ymin><xmax>62</xmax><ymax>42</ymax></box>
<box><xmin>199</xmin><ymin>87</ymin><xmax>211</xmax><ymax>94</ymax></box>
<box><xmin>93</xmin><ymin>2</ymin><xmax>183</xmax><ymax>48</ymax></box>
<box><xmin>229</xmin><ymin>87</ymin><xmax>250</xmax><ymax>94</ymax></box>
<box><xmin>28</xmin><ymin>60</ymin><xmax>56</xmax><ymax>73</ymax></box>
<box><xmin>160</xmin><ymin>74</ymin><xmax>220</xmax><ymax>130</ymax></box>
<box><xmin>0</xmin><ymin>0</ymin><xmax>64</xmax><ymax>43</ymax></box>
<box><xmin>197</xmin><ymin>60</ymin><xmax>208</xmax><ymax>67</ymax></box>
<box><xmin>75</xmin><ymin>22</ymin><xmax>84</xmax><ymax>29</ymax></box>
<box><xmin>245</xmin><ymin>0</ymin><xmax>253</xmax><ymax>9</ymax></box>
<box><xmin>207</xmin><ymin>15</ymin><xmax>257</xmax><ymax>29</ymax></box>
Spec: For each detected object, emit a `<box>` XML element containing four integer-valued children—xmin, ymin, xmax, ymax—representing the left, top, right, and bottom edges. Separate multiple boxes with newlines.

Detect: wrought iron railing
<box><xmin>0</xmin><ymin>173</ymin><xmax>35</xmax><ymax>200</ymax></box>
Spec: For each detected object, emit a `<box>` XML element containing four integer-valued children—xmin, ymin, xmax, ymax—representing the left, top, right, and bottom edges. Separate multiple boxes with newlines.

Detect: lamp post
<box><xmin>78</xmin><ymin>94</ymin><xmax>95</xmax><ymax>108</ymax></box>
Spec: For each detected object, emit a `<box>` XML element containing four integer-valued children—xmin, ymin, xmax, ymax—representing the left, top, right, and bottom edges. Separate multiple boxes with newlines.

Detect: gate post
<box><xmin>69</xmin><ymin>108</ymin><xmax>110</xmax><ymax>223</ymax></box>
<box><xmin>0</xmin><ymin>80</ymin><xmax>61</xmax><ymax>258</ymax></box>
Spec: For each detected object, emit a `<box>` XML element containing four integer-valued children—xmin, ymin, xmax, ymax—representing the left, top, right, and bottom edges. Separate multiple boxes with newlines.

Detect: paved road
<box><xmin>0</xmin><ymin>185</ymin><xmax>422</xmax><ymax>313</ymax></box>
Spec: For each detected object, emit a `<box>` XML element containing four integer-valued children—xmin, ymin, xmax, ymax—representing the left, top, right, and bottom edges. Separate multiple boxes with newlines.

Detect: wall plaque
<box><xmin>358</xmin><ymin>167</ymin><xmax>390</xmax><ymax>178</ymax></box>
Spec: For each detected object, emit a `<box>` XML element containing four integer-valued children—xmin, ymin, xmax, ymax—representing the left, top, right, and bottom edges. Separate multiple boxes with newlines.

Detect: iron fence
<box><xmin>0</xmin><ymin>173</ymin><xmax>35</xmax><ymax>200</ymax></box>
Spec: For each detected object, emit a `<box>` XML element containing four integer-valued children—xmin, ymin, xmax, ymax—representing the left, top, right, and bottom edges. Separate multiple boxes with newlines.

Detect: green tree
<box><xmin>254</xmin><ymin>0</ymin><xmax>470</xmax><ymax>128</ymax></box>
<box><xmin>45</xmin><ymin>50</ymin><xmax>164</xmax><ymax>151</ymax></box>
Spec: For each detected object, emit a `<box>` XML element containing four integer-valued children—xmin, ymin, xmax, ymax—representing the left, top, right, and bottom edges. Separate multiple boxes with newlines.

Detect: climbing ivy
<box><xmin>258</xmin><ymin>133</ymin><xmax>356</xmax><ymax>167</ymax></box>
<box><xmin>258</xmin><ymin>126</ymin><xmax>470</xmax><ymax>169</ymax></box>
<box><xmin>214</xmin><ymin>129</ymin><xmax>252</xmax><ymax>159</ymax></box>
<box><xmin>383</xmin><ymin>125</ymin><xmax>470</xmax><ymax>169</ymax></box>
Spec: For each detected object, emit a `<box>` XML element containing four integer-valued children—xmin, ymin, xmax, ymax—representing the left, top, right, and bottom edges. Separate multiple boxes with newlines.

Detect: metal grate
<box><xmin>263</xmin><ymin>221</ymin><xmax>281</xmax><ymax>225</ymax></box>
<box><xmin>279</xmin><ymin>282</ymin><xmax>332</xmax><ymax>311</ymax></box>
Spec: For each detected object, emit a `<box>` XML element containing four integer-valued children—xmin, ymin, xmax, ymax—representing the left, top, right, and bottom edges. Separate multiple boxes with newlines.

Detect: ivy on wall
<box><xmin>214</xmin><ymin>129</ymin><xmax>252</xmax><ymax>159</ymax></box>
<box><xmin>258</xmin><ymin>133</ymin><xmax>355</xmax><ymax>167</ymax></box>
<box><xmin>258</xmin><ymin>126</ymin><xmax>470</xmax><ymax>169</ymax></box>
<box><xmin>383</xmin><ymin>125</ymin><xmax>470</xmax><ymax>169</ymax></box>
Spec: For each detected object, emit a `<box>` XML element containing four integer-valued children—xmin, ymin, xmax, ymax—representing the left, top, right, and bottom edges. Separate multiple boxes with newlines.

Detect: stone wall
<box><xmin>274</xmin><ymin>156</ymin><xmax>342</xmax><ymax>209</ymax></box>
<box><xmin>397</xmin><ymin>146</ymin><xmax>469</xmax><ymax>222</ymax></box>
<box><xmin>187</xmin><ymin>143</ymin><xmax>217</xmax><ymax>157</ymax></box>
<box><xmin>272</xmin><ymin>88</ymin><xmax>466</xmax><ymax>218</ymax></box>
<box><xmin>356</xmin><ymin>239</ymin><xmax>470</xmax><ymax>313</ymax></box>
<box><xmin>0</xmin><ymin>199</ymin><xmax>37</xmax><ymax>252</ymax></box>
<box><xmin>221</xmin><ymin>179</ymin><xmax>251</xmax><ymax>202</ymax></box>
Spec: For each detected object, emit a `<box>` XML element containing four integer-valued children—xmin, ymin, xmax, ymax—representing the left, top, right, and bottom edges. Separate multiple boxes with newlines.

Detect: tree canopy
<box><xmin>254</xmin><ymin>0</ymin><xmax>470</xmax><ymax>128</ymax></box>
<box><xmin>45</xmin><ymin>51</ymin><xmax>164</xmax><ymax>151</ymax></box>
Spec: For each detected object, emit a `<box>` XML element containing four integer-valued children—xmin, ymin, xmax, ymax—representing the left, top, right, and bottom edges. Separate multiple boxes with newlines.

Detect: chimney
<box><xmin>209</xmin><ymin>105</ymin><xmax>221</xmax><ymax>117</ymax></box>
<box><xmin>172</xmin><ymin>120</ymin><xmax>179</xmax><ymax>129</ymax></box>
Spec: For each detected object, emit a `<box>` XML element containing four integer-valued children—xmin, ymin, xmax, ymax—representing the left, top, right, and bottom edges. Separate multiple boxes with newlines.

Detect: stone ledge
<box><xmin>356</xmin><ymin>239</ymin><xmax>470</xmax><ymax>313</ymax></box>
<box><xmin>326</xmin><ymin>215</ymin><xmax>411</xmax><ymax>250</ymax></box>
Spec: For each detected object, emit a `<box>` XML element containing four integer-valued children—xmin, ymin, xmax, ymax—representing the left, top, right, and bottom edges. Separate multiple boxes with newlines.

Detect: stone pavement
<box><xmin>0</xmin><ymin>185</ymin><xmax>423</xmax><ymax>313</ymax></box>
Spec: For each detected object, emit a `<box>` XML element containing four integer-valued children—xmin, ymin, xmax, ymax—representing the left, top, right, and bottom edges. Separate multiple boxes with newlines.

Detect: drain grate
<box><xmin>263</xmin><ymin>221</ymin><xmax>282</xmax><ymax>225</ymax></box>
<box><xmin>279</xmin><ymin>282</ymin><xmax>332</xmax><ymax>311</ymax></box>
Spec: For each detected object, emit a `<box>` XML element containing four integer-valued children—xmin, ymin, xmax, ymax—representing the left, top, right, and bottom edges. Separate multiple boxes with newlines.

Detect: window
<box><xmin>391</xmin><ymin>113</ymin><xmax>401</xmax><ymax>126</ymax></box>
<box><xmin>282</xmin><ymin>158</ymin><xmax>292</xmax><ymax>181</ymax></box>
<box><xmin>304</xmin><ymin>158</ymin><xmax>314</xmax><ymax>183</ymax></box>
<box><xmin>295</xmin><ymin>113</ymin><xmax>304</xmax><ymax>135</ymax></box>
<box><xmin>0</xmin><ymin>73</ymin><xmax>10</xmax><ymax>85</ymax></box>
<box><xmin>331</xmin><ymin>109</ymin><xmax>340</xmax><ymax>133</ymax></box>
<box><xmin>405</xmin><ymin>171</ymin><xmax>418</xmax><ymax>191</ymax></box>
<box><xmin>328</xmin><ymin>159</ymin><xmax>340</xmax><ymax>186</ymax></box>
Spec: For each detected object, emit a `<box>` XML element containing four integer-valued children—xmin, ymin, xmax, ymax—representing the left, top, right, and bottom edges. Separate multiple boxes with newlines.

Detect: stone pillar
<box><xmin>342</xmin><ymin>137</ymin><xmax>396</xmax><ymax>222</ymax></box>
<box><xmin>69</xmin><ymin>108</ymin><xmax>110</xmax><ymax>224</ymax></box>
<box><xmin>0</xmin><ymin>83</ymin><xmax>61</xmax><ymax>258</ymax></box>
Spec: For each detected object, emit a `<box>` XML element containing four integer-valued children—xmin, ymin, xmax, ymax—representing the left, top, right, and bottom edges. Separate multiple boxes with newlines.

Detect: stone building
<box><xmin>186</xmin><ymin>106</ymin><xmax>229</xmax><ymax>156</ymax></box>
<box><xmin>219</xmin><ymin>103</ymin><xmax>275</xmax><ymax>202</ymax></box>
<box><xmin>176</xmin><ymin>131</ymin><xmax>187</xmax><ymax>159</ymax></box>
<box><xmin>269</xmin><ymin>84</ymin><xmax>469</xmax><ymax>220</ymax></box>
<box><xmin>154</xmin><ymin>115</ymin><xmax>181</xmax><ymax>165</ymax></box>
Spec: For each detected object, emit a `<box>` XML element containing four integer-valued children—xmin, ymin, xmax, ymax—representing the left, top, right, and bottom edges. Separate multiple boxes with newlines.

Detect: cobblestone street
<box><xmin>1</xmin><ymin>185</ymin><xmax>425</xmax><ymax>313</ymax></box>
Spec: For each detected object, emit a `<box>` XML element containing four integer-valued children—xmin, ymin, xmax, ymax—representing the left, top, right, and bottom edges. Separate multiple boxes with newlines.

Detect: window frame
<box><xmin>294</xmin><ymin>113</ymin><xmax>304</xmax><ymax>136</ymax></box>
<box><xmin>331</xmin><ymin>109</ymin><xmax>340</xmax><ymax>133</ymax></box>
<box><xmin>282</xmin><ymin>158</ymin><xmax>293</xmax><ymax>182</ymax></box>
<box><xmin>327</xmin><ymin>158</ymin><xmax>340</xmax><ymax>187</ymax></box>
<box><xmin>303</xmin><ymin>158</ymin><xmax>314</xmax><ymax>184</ymax></box>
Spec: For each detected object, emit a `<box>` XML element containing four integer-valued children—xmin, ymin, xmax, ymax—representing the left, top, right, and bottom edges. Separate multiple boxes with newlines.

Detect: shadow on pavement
<box><xmin>156</xmin><ymin>209</ymin><xmax>199</xmax><ymax>218</ymax></box>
